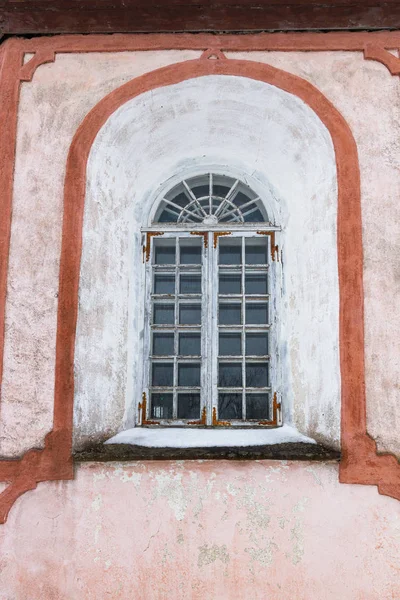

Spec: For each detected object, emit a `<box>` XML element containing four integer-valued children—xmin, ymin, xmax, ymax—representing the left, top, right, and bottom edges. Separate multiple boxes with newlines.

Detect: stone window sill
<box><xmin>73</xmin><ymin>425</ymin><xmax>340</xmax><ymax>462</ymax></box>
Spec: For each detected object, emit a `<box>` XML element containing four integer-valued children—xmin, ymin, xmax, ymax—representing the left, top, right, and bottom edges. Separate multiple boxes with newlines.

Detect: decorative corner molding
<box><xmin>200</xmin><ymin>48</ymin><xmax>227</xmax><ymax>61</ymax></box>
<box><xmin>363</xmin><ymin>44</ymin><xmax>400</xmax><ymax>76</ymax></box>
<box><xmin>0</xmin><ymin>430</ymin><xmax>73</xmax><ymax>524</ymax></box>
<box><xmin>19</xmin><ymin>50</ymin><xmax>56</xmax><ymax>82</ymax></box>
<box><xmin>340</xmin><ymin>434</ymin><xmax>400</xmax><ymax>500</ymax></box>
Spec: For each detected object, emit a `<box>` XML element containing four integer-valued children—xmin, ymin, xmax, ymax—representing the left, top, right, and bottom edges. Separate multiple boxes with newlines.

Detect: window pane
<box><xmin>219</xmin><ymin>393</ymin><xmax>243</xmax><ymax>419</ymax></box>
<box><xmin>246</xmin><ymin>333</ymin><xmax>268</xmax><ymax>356</ymax></box>
<box><xmin>178</xmin><ymin>363</ymin><xmax>201</xmax><ymax>386</ymax></box>
<box><xmin>243</xmin><ymin>209</ymin><xmax>265</xmax><ymax>223</ymax></box>
<box><xmin>246</xmin><ymin>394</ymin><xmax>269</xmax><ymax>420</ymax></box>
<box><xmin>180</xmin><ymin>245</ymin><xmax>202</xmax><ymax>264</ymax></box>
<box><xmin>154</xmin><ymin>303</ymin><xmax>174</xmax><ymax>325</ymax></box>
<box><xmin>192</xmin><ymin>184</ymin><xmax>209</xmax><ymax>198</ymax></box>
<box><xmin>152</xmin><ymin>363</ymin><xmax>174</xmax><ymax>387</ymax></box>
<box><xmin>245</xmin><ymin>302</ymin><xmax>268</xmax><ymax>325</ymax></box>
<box><xmin>219</xmin><ymin>274</ymin><xmax>241</xmax><ymax>295</ymax></box>
<box><xmin>151</xmin><ymin>393</ymin><xmax>173</xmax><ymax>419</ymax></box>
<box><xmin>180</xmin><ymin>274</ymin><xmax>201</xmax><ymax>294</ymax></box>
<box><xmin>179</xmin><ymin>333</ymin><xmax>201</xmax><ymax>356</ymax></box>
<box><xmin>245</xmin><ymin>274</ymin><xmax>268</xmax><ymax>295</ymax></box>
<box><xmin>219</xmin><ymin>333</ymin><xmax>242</xmax><ymax>356</ymax></box>
<box><xmin>219</xmin><ymin>303</ymin><xmax>241</xmax><ymax>325</ymax></box>
<box><xmin>154</xmin><ymin>245</ymin><xmax>176</xmax><ymax>265</ymax></box>
<box><xmin>153</xmin><ymin>333</ymin><xmax>174</xmax><ymax>356</ymax></box>
<box><xmin>179</xmin><ymin>304</ymin><xmax>201</xmax><ymax>325</ymax></box>
<box><xmin>246</xmin><ymin>363</ymin><xmax>268</xmax><ymax>387</ymax></box>
<box><xmin>219</xmin><ymin>244</ymin><xmax>242</xmax><ymax>265</ymax></box>
<box><xmin>245</xmin><ymin>243</ymin><xmax>267</xmax><ymax>265</ymax></box>
<box><xmin>154</xmin><ymin>274</ymin><xmax>175</xmax><ymax>295</ymax></box>
<box><xmin>178</xmin><ymin>393</ymin><xmax>201</xmax><ymax>419</ymax></box>
<box><xmin>219</xmin><ymin>363</ymin><xmax>242</xmax><ymax>387</ymax></box>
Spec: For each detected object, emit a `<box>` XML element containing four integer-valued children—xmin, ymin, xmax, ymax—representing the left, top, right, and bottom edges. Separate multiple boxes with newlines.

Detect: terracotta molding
<box><xmin>14</xmin><ymin>31</ymin><xmax>400</xmax><ymax>53</ymax></box>
<box><xmin>19</xmin><ymin>50</ymin><xmax>56</xmax><ymax>82</ymax></box>
<box><xmin>0</xmin><ymin>39</ymin><xmax>23</xmax><ymax>433</ymax></box>
<box><xmin>364</xmin><ymin>44</ymin><xmax>400</xmax><ymax>75</ymax></box>
<box><xmin>0</xmin><ymin>33</ymin><xmax>399</xmax><ymax>523</ymax></box>
<box><xmin>200</xmin><ymin>48</ymin><xmax>227</xmax><ymax>61</ymax></box>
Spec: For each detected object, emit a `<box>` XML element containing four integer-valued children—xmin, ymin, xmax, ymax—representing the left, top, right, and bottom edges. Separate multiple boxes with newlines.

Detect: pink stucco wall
<box><xmin>1</xmin><ymin>44</ymin><xmax>400</xmax><ymax>599</ymax></box>
<box><xmin>1</xmin><ymin>461</ymin><xmax>400</xmax><ymax>599</ymax></box>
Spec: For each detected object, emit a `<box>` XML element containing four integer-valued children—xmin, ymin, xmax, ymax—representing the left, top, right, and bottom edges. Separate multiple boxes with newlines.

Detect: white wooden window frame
<box><xmin>141</xmin><ymin>225</ymin><xmax>282</xmax><ymax>428</ymax></box>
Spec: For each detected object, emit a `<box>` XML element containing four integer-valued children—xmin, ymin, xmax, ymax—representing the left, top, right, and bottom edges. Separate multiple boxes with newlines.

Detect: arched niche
<box><xmin>73</xmin><ymin>73</ymin><xmax>340</xmax><ymax>449</ymax></box>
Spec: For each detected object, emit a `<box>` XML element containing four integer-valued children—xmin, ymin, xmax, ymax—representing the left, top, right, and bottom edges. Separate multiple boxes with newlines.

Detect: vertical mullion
<box><xmin>241</xmin><ymin>236</ymin><xmax>246</xmax><ymax>421</ymax></box>
<box><xmin>209</xmin><ymin>231</ymin><xmax>218</xmax><ymax>424</ymax></box>
<box><xmin>209</xmin><ymin>173</ymin><xmax>213</xmax><ymax>216</ymax></box>
<box><xmin>145</xmin><ymin>240</ymin><xmax>152</xmax><ymax>422</ymax></box>
<box><xmin>174</xmin><ymin>236</ymin><xmax>179</xmax><ymax>419</ymax></box>
<box><xmin>268</xmin><ymin>233</ymin><xmax>273</xmax><ymax>419</ymax></box>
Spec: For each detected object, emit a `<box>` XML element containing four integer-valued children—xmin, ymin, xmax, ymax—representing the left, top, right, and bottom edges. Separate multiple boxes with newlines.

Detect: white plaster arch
<box><xmin>73</xmin><ymin>74</ymin><xmax>339</xmax><ymax>450</ymax></box>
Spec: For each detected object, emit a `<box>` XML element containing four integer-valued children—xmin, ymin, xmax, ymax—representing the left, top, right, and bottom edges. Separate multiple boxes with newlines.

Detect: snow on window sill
<box><xmin>104</xmin><ymin>424</ymin><xmax>316</xmax><ymax>448</ymax></box>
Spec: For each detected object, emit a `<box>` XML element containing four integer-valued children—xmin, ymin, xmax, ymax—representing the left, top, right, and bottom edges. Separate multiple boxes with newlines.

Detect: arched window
<box><xmin>154</xmin><ymin>174</ymin><xmax>268</xmax><ymax>225</ymax></box>
<box><xmin>141</xmin><ymin>173</ymin><xmax>281</xmax><ymax>427</ymax></box>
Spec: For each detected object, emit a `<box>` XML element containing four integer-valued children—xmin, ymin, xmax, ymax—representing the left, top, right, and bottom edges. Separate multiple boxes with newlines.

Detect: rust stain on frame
<box><xmin>213</xmin><ymin>231</ymin><xmax>232</xmax><ymax>248</ymax></box>
<box><xmin>143</xmin><ymin>231</ymin><xmax>164</xmax><ymax>262</ymax></box>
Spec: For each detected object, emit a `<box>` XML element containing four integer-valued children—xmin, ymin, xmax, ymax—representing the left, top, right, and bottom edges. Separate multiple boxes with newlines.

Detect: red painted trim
<box><xmin>16</xmin><ymin>31</ymin><xmax>400</xmax><ymax>53</ymax></box>
<box><xmin>19</xmin><ymin>50</ymin><xmax>56</xmax><ymax>82</ymax></box>
<box><xmin>0</xmin><ymin>33</ymin><xmax>399</xmax><ymax>523</ymax></box>
<box><xmin>364</xmin><ymin>44</ymin><xmax>400</xmax><ymax>75</ymax></box>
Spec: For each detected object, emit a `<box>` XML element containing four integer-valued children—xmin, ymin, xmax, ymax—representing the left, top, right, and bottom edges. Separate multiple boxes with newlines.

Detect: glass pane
<box><xmin>152</xmin><ymin>363</ymin><xmax>174</xmax><ymax>387</ymax></box>
<box><xmin>219</xmin><ymin>274</ymin><xmax>241</xmax><ymax>295</ymax></box>
<box><xmin>246</xmin><ymin>243</ymin><xmax>268</xmax><ymax>265</ymax></box>
<box><xmin>219</xmin><ymin>363</ymin><xmax>242</xmax><ymax>387</ymax></box>
<box><xmin>245</xmin><ymin>274</ymin><xmax>267</xmax><ymax>295</ymax></box>
<box><xmin>151</xmin><ymin>393</ymin><xmax>173</xmax><ymax>419</ymax></box>
<box><xmin>245</xmin><ymin>303</ymin><xmax>268</xmax><ymax>325</ymax></box>
<box><xmin>219</xmin><ymin>245</ymin><xmax>242</xmax><ymax>265</ymax></box>
<box><xmin>179</xmin><ymin>333</ymin><xmax>201</xmax><ymax>356</ymax></box>
<box><xmin>219</xmin><ymin>333</ymin><xmax>242</xmax><ymax>356</ymax></box>
<box><xmin>246</xmin><ymin>394</ymin><xmax>269</xmax><ymax>420</ymax></box>
<box><xmin>246</xmin><ymin>333</ymin><xmax>268</xmax><ymax>356</ymax></box>
<box><xmin>168</xmin><ymin>191</ymin><xmax>188</xmax><ymax>208</ymax></box>
<box><xmin>219</xmin><ymin>303</ymin><xmax>241</xmax><ymax>325</ymax></box>
<box><xmin>192</xmin><ymin>184</ymin><xmax>209</xmax><ymax>198</ymax></box>
<box><xmin>178</xmin><ymin>363</ymin><xmax>201</xmax><ymax>387</ymax></box>
<box><xmin>158</xmin><ymin>209</ymin><xmax>178</xmax><ymax>223</ymax></box>
<box><xmin>154</xmin><ymin>303</ymin><xmax>174</xmax><ymax>325</ymax></box>
<box><xmin>219</xmin><ymin>393</ymin><xmax>243</xmax><ymax>420</ymax></box>
<box><xmin>180</xmin><ymin>274</ymin><xmax>201</xmax><ymax>294</ymax></box>
<box><xmin>154</xmin><ymin>245</ymin><xmax>176</xmax><ymax>265</ymax></box>
<box><xmin>179</xmin><ymin>304</ymin><xmax>201</xmax><ymax>325</ymax></box>
<box><xmin>244</xmin><ymin>209</ymin><xmax>265</xmax><ymax>223</ymax></box>
<box><xmin>180</xmin><ymin>245</ymin><xmax>202</xmax><ymax>265</ymax></box>
<box><xmin>246</xmin><ymin>363</ymin><xmax>269</xmax><ymax>387</ymax></box>
<box><xmin>178</xmin><ymin>393</ymin><xmax>201</xmax><ymax>419</ymax></box>
<box><xmin>213</xmin><ymin>184</ymin><xmax>230</xmax><ymax>197</ymax></box>
<box><xmin>153</xmin><ymin>333</ymin><xmax>174</xmax><ymax>356</ymax></box>
<box><xmin>154</xmin><ymin>274</ymin><xmax>175</xmax><ymax>295</ymax></box>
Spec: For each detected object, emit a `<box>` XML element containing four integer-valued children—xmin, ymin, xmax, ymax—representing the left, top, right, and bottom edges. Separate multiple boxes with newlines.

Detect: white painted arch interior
<box><xmin>73</xmin><ymin>73</ymin><xmax>340</xmax><ymax>450</ymax></box>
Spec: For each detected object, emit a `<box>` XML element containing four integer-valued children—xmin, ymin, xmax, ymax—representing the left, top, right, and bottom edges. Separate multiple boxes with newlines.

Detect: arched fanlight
<box><xmin>154</xmin><ymin>174</ymin><xmax>268</xmax><ymax>224</ymax></box>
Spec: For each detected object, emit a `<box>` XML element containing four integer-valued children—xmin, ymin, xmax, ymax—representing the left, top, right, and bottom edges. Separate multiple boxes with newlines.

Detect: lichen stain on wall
<box><xmin>0</xmin><ymin>460</ymin><xmax>399</xmax><ymax>599</ymax></box>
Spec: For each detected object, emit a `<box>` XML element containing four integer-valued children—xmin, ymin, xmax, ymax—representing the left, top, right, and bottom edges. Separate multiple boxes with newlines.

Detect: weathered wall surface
<box><xmin>1</xmin><ymin>48</ymin><xmax>399</xmax><ymax>458</ymax></box>
<box><xmin>0</xmin><ymin>461</ymin><xmax>400</xmax><ymax>600</ymax></box>
<box><xmin>1</xmin><ymin>43</ymin><xmax>400</xmax><ymax>599</ymax></box>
